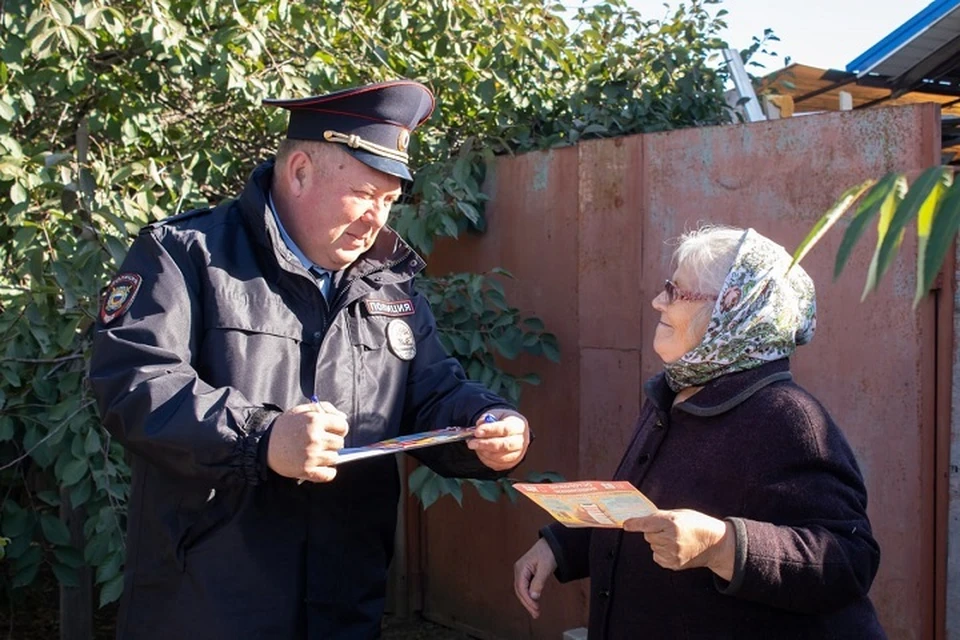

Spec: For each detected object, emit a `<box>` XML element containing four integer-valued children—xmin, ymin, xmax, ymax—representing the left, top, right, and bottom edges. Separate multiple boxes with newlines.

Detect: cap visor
<box><xmin>343</xmin><ymin>148</ymin><xmax>412</xmax><ymax>181</ymax></box>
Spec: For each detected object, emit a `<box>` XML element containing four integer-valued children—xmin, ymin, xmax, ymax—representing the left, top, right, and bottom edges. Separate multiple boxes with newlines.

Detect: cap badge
<box><xmin>397</xmin><ymin>129</ymin><xmax>410</xmax><ymax>153</ymax></box>
<box><xmin>100</xmin><ymin>273</ymin><xmax>142</xmax><ymax>324</ymax></box>
<box><xmin>386</xmin><ymin>319</ymin><xmax>417</xmax><ymax>361</ymax></box>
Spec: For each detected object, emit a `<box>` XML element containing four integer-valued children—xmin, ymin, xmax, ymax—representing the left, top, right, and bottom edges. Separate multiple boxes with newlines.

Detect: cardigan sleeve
<box><xmin>540</xmin><ymin>522</ymin><xmax>592</xmax><ymax>583</ymax></box>
<box><xmin>714</xmin><ymin>389</ymin><xmax>880</xmax><ymax>613</ymax></box>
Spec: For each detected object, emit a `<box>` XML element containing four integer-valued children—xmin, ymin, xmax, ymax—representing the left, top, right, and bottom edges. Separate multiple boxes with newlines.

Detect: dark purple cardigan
<box><xmin>542</xmin><ymin>359</ymin><xmax>886</xmax><ymax>639</ymax></box>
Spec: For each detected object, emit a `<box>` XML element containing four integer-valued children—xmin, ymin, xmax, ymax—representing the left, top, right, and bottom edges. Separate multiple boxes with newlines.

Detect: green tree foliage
<box><xmin>0</xmin><ymin>0</ymin><xmax>733</xmax><ymax>608</ymax></box>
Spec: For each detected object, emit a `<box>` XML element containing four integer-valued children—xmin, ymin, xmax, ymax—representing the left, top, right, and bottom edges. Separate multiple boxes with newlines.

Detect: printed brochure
<box><xmin>513</xmin><ymin>480</ymin><xmax>657</xmax><ymax>528</ymax></box>
<box><xmin>336</xmin><ymin>426</ymin><xmax>476</xmax><ymax>465</ymax></box>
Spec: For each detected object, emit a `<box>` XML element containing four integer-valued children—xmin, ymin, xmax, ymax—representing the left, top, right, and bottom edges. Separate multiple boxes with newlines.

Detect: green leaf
<box><xmin>916</xmin><ymin>175</ymin><xmax>960</xmax><ymax>307</ymax></box>
<box><xmin>407</xmin><ymin>465</ymin><xmax>433</xmax><ymax>496</ymax></box>
<box><xmin>471</xmin><ymin>479</ymin><xmax>501</xmax><ymax>502</ymax></box>
<box><xmin>104</xmin><ymin>235</ymin><xmax>129</xmax><ymax>266</ymax></box>
<box><xmin>1</xmin><ymin>506</ymin><xmax>32</xmax><ymax>538</ymax></box>
<box><xmin>36</xmin><ymin>490</ymin><xmax>61</xmax><ymax>506</ymax></box>
<box><xmin>440</xmin><ymin>477</ymin><xmax>464</xmax><ymax>506</ymax></box>
<box><xmin>61</xmin><ymin>458</ymin><xmax>88</xmax><ymax>486</ymax></box>
<box><xmin>540</xmin><ymin>334</ymin><xmax>560</xmax><ymax>363</ymax></box>
<box><xmin>96</xmin><ymin>551</ymin><xmax>123</xmax><ymax>584</ymax></box>
<box><xmin>70</xmin><ymin>478</ymin><xmax>92</xmax><ymax>507</ymax></box>
<box><xmin>417</xmin><ymin>474</ymin><xmax>442</xmax><ymax>509</ymax></box>
<box><xmin>0</xmin><ymin>101</ymin><xmax>15</xmax><ymax>121</ymax></box>
<box><xmin>41</xmin><ymin>513</ymin><xmax>72</xmax><ymax>546</ymax></box>
<box><xmin>10</xmin><ymin>181</ymin><xmax>27</xmax><ymax>204</ymax></box>
<box><xmin>862</xmin><ymin>175</ymin><xmax>908</xmax><ymax>300</ymax></box>
<box><xmin>11</xmin><ymin>553</ymin><xmax>41</xmax><ymax>588</ymax></box>
<box><xmin>54</xmin><ymin>546</ymin><xmax>84</xmax><ymax>568</ymax></box>
<box><xmin>868</xmin><ymin>167</ymin><xmax>947</xmax><ymax>298</ymax></box>
<box><xmin>500</xmin><ymin>478</ymin><xmax>520</xmax><ymax>503</ymax></box>
<box><xmin>49</xmin><ymin>0</ymin><xmax>72</xmax><ymax>25</ymax></box>
<box><xmin>789</xmin><ymin>179</ymin><xmax>874</xmax><ymax>271</ymax></box>
<box><xmin>84</xmin><ymin>428</ymin><xmax>102</xmax><ymax>454</ymax></box>
<box><xmin>52</xmin><ymin>562</ymin><xmax>80</xmax><ymax>587</ymax></box>
<box><xmin>834</xmin><ymin>172</ymin><xmax>904</xmax><ymax>280</ymax></box>
<box><xmin>99</xmin><ymin>573</ymin><xmax>125</xmax><ymax>607</ymax></box>
<box><xmin>0</xmin><ymin>416</ymin><xmax>14</xmax><ymax>441</ymax></box>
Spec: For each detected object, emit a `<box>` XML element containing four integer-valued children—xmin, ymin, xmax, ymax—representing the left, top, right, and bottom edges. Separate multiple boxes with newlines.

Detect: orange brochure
<box><xmin>514</xmin><ymin>480</ymin><xmax>657</xmax><ymax>528</ymax></box>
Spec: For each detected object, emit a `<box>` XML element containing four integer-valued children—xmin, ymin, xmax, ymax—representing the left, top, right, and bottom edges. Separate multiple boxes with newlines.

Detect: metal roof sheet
<box><xmin>846</xmin><ymin>0</ymin><xmax>960</xmax><ymax>77</ymax></box>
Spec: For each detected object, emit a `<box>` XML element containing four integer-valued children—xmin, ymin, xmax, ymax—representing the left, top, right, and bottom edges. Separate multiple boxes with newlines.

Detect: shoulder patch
<box><xmin>100</xmin><ymin>273</ymin><xmax>142</xmax><ymax>324</ymax></box>
<box><xmin>364</xmin><ymin>298</ymin><xmax>415</xmax><ymax>317</ymax></box>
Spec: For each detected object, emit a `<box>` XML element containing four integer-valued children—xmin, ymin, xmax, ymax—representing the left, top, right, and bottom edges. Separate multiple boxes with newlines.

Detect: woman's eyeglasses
<box><xmin>663</xmin><ymin>280</ymin><xmax>718</xmax><ymax>305</ymax></box>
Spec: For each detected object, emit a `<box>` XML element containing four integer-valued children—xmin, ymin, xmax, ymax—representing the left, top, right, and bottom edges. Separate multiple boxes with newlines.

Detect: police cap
<box><xmin>263</xmin><ymin>79</ymin><xmax>435</xmax><ymax>181</ymax></box>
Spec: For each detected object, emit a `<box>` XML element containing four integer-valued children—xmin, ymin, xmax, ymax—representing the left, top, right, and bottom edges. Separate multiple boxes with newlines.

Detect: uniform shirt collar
<box><xmin>266</xmin><ymin>191</ymin><xmax>329</xmax><ymax>276</ymax></box>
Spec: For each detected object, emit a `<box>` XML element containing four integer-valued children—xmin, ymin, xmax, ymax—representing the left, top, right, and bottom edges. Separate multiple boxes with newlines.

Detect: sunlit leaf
<box><xmin>834</xmin><ymin>172</ymin><xmax>904</xmax><ymax>280</ymax></box>
<box><xmin>862</xmin><ymin>175</ymin><xmax>907</xmax><ymax>300</ymax></box>
<box><xmin>917</xmin><ymin>177</ymin><xmax>960</xmax><ymax>307</ymax></box>
<box><xmin>868</xmin><ymin>167</ymin><xmax>948</xmax><ymax>298</ymax></box>
<box><xmin>789</xmin><ymin>179</ymin><xmax>873</xmax><ymax>271</ymax></box>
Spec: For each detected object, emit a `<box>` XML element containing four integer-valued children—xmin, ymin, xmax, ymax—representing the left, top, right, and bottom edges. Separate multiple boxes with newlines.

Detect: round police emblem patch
<box><xmin>99</xmin><ymin>273</ymin><xmax>142</xmax><ymax>324</ymax></box>
<box><xmin>386</xmin><ymin>319</ymin><xmax>416</xmax><ymax>361</ymax></box>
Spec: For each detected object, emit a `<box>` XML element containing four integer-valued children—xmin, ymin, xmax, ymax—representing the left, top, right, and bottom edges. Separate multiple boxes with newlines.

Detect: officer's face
<box><xmin>292</xmin><ymin>148</ymin><xmax>402</xmax><ymax>270</ymax></box>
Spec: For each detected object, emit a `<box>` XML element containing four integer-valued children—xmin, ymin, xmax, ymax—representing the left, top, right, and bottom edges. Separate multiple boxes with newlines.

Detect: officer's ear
<box><xmin>281</xmin><ymin>150</ymin><xmax>311</xmax><ymax>195</ymax></box>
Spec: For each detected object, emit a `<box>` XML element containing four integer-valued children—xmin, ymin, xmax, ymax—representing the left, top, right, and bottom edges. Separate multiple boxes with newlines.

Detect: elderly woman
<box><xmin>513</xmin><ymin>226</ymin><xmax>885</xmax><ymax>638</ymax></box>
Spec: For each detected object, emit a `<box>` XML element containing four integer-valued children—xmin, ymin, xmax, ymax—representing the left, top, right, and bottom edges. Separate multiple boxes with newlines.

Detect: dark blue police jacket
<box><xmin>89</xmin><ymin>162</ymin><xmax>513</xmax><ymax>639</ymax></box>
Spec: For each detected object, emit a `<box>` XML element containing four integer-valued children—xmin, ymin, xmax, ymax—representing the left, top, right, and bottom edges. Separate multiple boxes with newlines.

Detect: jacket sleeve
<box><xmin>88</xmin><ymin>230</ymin><xmax>280</xmax><ymax>487</ymax></box>
<box><xmin>715</xmin><ymin>392</ymin><xmax>880</xmax><ymax>613</ymax></box>
<box><xmin>401</xmin><ymin>287</ymin><xmax>517</xmax><ymax>480</ymax></box>
<box><xmin>540</xmin><ymin>522</ymin><xmax>592</xmax><ymax>583</ymax></box>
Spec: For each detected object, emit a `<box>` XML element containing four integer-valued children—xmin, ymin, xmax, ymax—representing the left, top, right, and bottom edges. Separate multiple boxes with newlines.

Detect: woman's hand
<box><xmin>623</xmin><ymin>509</ymin><xmax>735</xmax><ymax>581</ymax></box>
<box><xmin>513</xmin><ymin>538</ymin><xmax>557</xmax><ymax>619</ymax></box>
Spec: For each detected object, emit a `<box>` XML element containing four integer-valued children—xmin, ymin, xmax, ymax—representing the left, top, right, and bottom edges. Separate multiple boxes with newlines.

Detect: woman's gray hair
<box><xmin>672</xmin><ymin>225</ymin><xmax>746</xmax><ymax>295</ymax></box>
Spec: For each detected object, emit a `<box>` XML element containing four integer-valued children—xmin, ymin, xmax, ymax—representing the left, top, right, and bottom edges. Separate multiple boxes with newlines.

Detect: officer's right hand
<box><xmin>266</xmin><ymin>401</ymin><xmax>349</xmax><ymax>483</ymax></box>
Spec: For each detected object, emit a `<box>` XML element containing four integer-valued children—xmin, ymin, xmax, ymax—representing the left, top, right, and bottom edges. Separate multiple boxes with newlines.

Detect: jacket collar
<box><xmin>238</xmin><ymin>160</ymin><xmax>425</xmax><ymax>286</ymax></box>
<box><xmin>644</xmin><ymin>358</ymin><xmax>793</xmax><ymax>417</ymax></box>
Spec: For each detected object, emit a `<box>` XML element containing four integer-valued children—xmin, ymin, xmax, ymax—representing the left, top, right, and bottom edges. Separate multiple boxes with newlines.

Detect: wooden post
<box><xmin>59</xmin><ymin>487</ymin><xmax>93</xmax><ymax>640</ymax></box>
<box><xmin>61</xmin><ymin>118</ymin><xmax>94</xmax><ymax>640</ymax></box>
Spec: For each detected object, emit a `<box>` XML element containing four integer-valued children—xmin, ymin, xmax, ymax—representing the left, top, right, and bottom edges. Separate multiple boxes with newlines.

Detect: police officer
<box><xmin>89</xmin><ymin>80</ymin><xmax>531</xmax><ymax>639</ymax></box>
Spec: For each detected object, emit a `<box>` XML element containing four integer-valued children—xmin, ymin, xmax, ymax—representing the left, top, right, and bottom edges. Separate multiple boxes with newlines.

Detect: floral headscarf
<box><xmin>664</xmin><ymin>228</ymin><xmax>817</xmax><ymax>392</ymax></box>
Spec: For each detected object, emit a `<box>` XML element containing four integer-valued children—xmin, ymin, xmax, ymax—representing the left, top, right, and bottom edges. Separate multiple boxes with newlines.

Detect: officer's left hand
<box><xmin>467</xmin><ymin>409</ymin><xmax>530</xmax><ymax>471</ymax></box>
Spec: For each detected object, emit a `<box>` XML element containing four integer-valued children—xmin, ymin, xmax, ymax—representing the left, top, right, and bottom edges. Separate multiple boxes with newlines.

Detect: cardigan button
<box><xmin>599</xmin><ymin>589</ymin><xmax>611</xmax><ymax>599</ymax></box>
<box><xmin>637</xmin><ymin>453</ymin><xmax>650</xmax><ymax>465</ymax></box>
<box><xmin>653</xmin><ymin>419</ymin><xmax>663</xmax><ymax>429</ymax></box>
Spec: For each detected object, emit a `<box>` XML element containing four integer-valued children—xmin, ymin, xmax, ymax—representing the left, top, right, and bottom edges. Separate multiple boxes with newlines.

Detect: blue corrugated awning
<box><xmin>846</xmin><ymin>0</ymin><xmax>960</xmax><ymax>78</ymax></box>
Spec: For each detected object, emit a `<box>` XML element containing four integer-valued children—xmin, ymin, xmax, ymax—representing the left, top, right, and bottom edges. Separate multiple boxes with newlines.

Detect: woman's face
<box><xmin>651</xmin><ymin>263</ymin><xmax>714</xmax><ymax>364</ymax></box>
